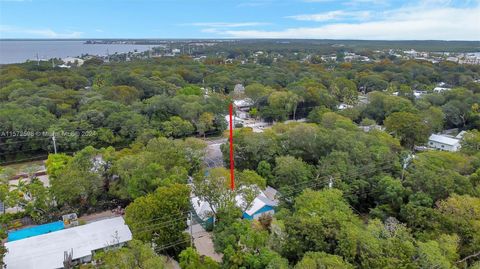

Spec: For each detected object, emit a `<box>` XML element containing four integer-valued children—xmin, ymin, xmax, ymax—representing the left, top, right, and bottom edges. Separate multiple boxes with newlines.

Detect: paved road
<box><xmin>184</xmin><ymin>138</ymin><xmax>227</xmax><ymax>262</ymax></box>
<box><xmin>204</xmin><ymin>138</ymin><xmax>226</xmax><ymax>168</ymax></box>
<box><xmin>187</xmin><ymin>224</ymin><xmax>223</xmax><ymax>262</ymax></box>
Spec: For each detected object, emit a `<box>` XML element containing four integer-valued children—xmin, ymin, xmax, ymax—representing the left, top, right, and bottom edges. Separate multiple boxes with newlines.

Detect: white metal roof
<box><xmin>428</xmin><ymin>134</ymin><xmax>460</xmax><ymax>146</ymax></box>
<box><xmin>192</xmin><ymin>187</ymin><xmax>278</xmax><ymax>220</ymax></box>
<box><xmin>433</xmin><ymin>87</ymin><xmax>451</xmax><ymax>92</ymax></box>
<box><xmin>233</xmin><ymin>99</ymin><xmax>253</xmax><ymax>108</ymax></box>
<box><xmin>5</xmin><ymin>217</ymin><xmax>132</xmax><ymax>269</ymax></box>
<box><xmin>456</xmin><ymin>131</ymin><xmax>467</xmax><ymax>139</ymax></box>
<box><xmin>244</xmin><ymin>192</ymin><xmax>277</xmax><ymax>216</ymax></box>
<box><xmin>191</xmin><ymin>195</ymin><xmax>213</xmax><ymax>221</ymax></box>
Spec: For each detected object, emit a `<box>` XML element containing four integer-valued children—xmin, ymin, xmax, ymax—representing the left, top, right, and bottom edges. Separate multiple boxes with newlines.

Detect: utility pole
<box><xmin>229</xmin><ymin>103</ymin><xmax>235</xmax><ymax>191</ymax></box>
<box><xmin>401</xmin><ymin>153</ymin><xmax>413</xmax><ymax>181</ymax></box>
<box><xmin>189</xmin><ymin>211</ymin><xmax>193</xmax><ymax>247</ymax></box>
<box><xmin>36</xmin><ymin>53</ymin><xmax>40</xmax><ymax>66</ymax></box>
<box><xmin>52</xmin><ymin>131</ymin><xmax>57</xmax><ymax>154</ymax></box>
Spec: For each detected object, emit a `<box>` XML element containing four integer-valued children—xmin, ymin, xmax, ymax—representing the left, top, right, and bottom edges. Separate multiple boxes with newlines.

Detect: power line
<box><xmin>130</xmin><ymin>214</ymin><xmax>190</xmax><ymax>234</ymax></box>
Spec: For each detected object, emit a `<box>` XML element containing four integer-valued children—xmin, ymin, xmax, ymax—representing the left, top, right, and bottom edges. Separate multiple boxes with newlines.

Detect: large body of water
<box><xmin>0</xmin><ymin>40</ymin><xmax>154</xmax><ymax>64</ymax></box>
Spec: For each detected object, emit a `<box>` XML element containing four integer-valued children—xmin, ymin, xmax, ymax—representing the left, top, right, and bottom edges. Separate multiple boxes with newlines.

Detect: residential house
<box><xmin>191</xmin><ymin>187</ymin><xmax>279</xmax><ymax>223</ymax></box>
<box><xmin>234</xmin><ymin>98</ymin><xmax>253</xmax><ymax>120</ymax></box>
<box><xmin>433</xmin><ymin>86</ymin><xmax>451</xmax><ymax>93</ymax></box>
<box><xmin>337</xmin><ymin>103</ymin><xmax>353</xmax><ymax>110</ymax></box>
<box><xmin>240</xmin><ymin>190</ymin><xmax>278</xmax><ymax>220</ymax></box>
<box><xmin>413</xmin><ymin>90</ymin><xmax>427</xmax><ymax>98</ymax></box>
<box><xmin>428</xmin><ymin>134</ymin><xmax>461</xmax><ymax>152</ymax></box>
<box><xmin>62</xmin><ymin>57</ymin><xmax>84</xmax><ymax>66</ymax></box>
<box><xmin>233</xmin><ymin>84</ymin><xmax>245</xmax><ymax>94</ymax></box>
<box><xmin>5</xmin><ymin>217</ymin><xmax>132</xmax><ymax>269</ymax></box>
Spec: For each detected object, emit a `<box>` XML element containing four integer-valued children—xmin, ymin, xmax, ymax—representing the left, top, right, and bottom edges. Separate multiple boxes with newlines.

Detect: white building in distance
<box><xmin>428</xmin><ymin>134</ymin><xmax>461</xmax><ymax>152</ymax></box>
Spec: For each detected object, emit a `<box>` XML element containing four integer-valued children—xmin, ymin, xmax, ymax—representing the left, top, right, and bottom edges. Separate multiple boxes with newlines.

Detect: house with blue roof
<box><xmin>192</xmin><ymin>186</ymin><xmax>278</xmax><ymax>224</ymax></box>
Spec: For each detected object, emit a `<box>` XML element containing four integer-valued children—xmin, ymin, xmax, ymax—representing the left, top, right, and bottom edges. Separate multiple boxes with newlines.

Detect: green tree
<box><xmin>384</xmin><ymin>112</ymin><xmax>430</xmax><ymax>149</ymax></box>
<box><xmin>272</xmin><ymin>156</ymin><xmax>313</xmax><ymax>191</ymax></box>
<box><xmin>436</xmin><ymin>194</ymin><xmax>480</xmax><ymax>260</ymax></box>
<box><xmin>103</xmin><ymin>85</ymin><xmax>141</xmax><ymax>105</ymax></box>
<box><xmin>416</xmin><ymin>239</ymin><xmax>457</xmax><ymax>269</ymax></box>
<box><xmin>295</xmin><ymin>252</ymin><xmax>354</xmax><ymax>269</ymax></box>
<box><xmin>404</xmin><ymin>151</ymin><xmax>473</xmax><ymax>202</ymax></box>
<box><xmin>197</xmin><ymin>112</ymin><xmax>214</xmax><ymax>138</ymax></box>
<box><xmin>178</xmin><ymin>247</ymin><xmax>220</xmax><ymax>269</ymax></box>
<box><xmin>214</xmin><ymin>220</ymin><xmax>288</xmax><ymax>269</ymax></box>
<box><xmin>245</xmin><ymin>83</ymin><xmax>271</xmax><ymax>103</ymax></box>
<box><xmin>371</xmin><ymin>176</ymin><xmax>407</xmax><ymax>214</ymax></box>
<box><xmin>282</xmin><ymin>189</ymin><xmax>362</xmax><ymax>262</ymax></box>
<box><xmin>45</xmin><ymin>153</ymin><xmax>72</xmax><ymax>179</ymax></box>
<box><xmin>111</xmin><ymin>137</ymin><xmax>199</xmax><ymax>200</ymax></box>
<box><xmin>330</xmin><ymin>78</ymin><xmax>358</xmax><ymax>105</ymax></box>
<box><xmin>266</xmin><ymin>91</ymin><xmax>302</xmax><ymax>121</ymax></box>
<box><xmin>421</xmin><ymin>106</ymin><xmax>445</xmax><ymax>133</ymax></box>
<box><xmin>461</xmin><ymin>130</ymin><xmax>480</xmax><ymax>155</ymax></box>
<box><xmin>161</xmin><ymin>116</ymin><xmax>194</xmax><ymax>138</ymax></box>
<box><xmin>50</xmin><ymin>146</ymin><xmax>103</xmax><ymax>209</ymax></box>
<box><xmin>94</xmin><ymin>239</ymin><xmax>167</xmax><ymax>269</ymax></box>
<box><xmin>177</xmin><ymin>85</ymin><xmax>203</xmax><ymax>96</ymax></box>
<box><xmin>124</xmin><ymin>184</ymin><xmax>190</xmax><ymax>256</ymax></box>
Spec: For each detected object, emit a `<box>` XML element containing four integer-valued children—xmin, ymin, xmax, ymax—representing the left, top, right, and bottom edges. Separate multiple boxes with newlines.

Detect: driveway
<box><xmin>204</xmin><ymin>138</ymin><xmax>226</xmax><ymax>168</ymax></box>
<box><xmin>187</xmin><ymin>224</ymin><xmax>223</xmax><ymax>262</ymax></box>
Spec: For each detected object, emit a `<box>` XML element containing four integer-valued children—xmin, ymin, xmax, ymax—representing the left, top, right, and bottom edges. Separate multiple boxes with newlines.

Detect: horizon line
<box><xmin>1</xmin><ymin>38</ymin><xmax>480</xmax><ymax>42</ymax></box>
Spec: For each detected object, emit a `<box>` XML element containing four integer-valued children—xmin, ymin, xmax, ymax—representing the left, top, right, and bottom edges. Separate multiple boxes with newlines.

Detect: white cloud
<box><xmin>219</xmin><ymin>6</ymin><xmax>480</xmax><ymax>40</ymax></box>
<box><xmin>343</xmin><ymin>0</ymin><xmax>389</xmax><ymax>6</ymax></box>
<box><xmin>236</xmin><ymin>0</ymin><xmax>274</xmax><ymax>7</ymax></box>
<box><xmin>185</xmin><ymin>22</ymin><xmax>269</xmax><ymax>28</ymax></box>
<box><xmin>0</xmin><ymin>25</ymin><xmax>83</xmax><ymax>38</ymax></box>
<box><xmin>302</xmin><ymin>0</ymin><xmax>335</xmax><ymax>2</ymax></box>
<box><xmin>287</xmin><ymin>10</ymin><xmax>371</xmax><ymax>22</ymax></box>
<box><xmin>201</xmin><ymin>28</ymin><xmax>221</xmax><ymax>34</ymax></box>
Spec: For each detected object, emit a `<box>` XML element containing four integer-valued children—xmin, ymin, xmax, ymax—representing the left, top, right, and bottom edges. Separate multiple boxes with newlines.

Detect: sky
<box><xmin>0</xmin><ymin>0</ymin><xmax>479</xmax><ymax>40</ymax></box>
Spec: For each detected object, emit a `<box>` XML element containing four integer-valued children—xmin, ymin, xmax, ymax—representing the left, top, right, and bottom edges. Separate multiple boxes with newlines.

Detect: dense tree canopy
<box><xmin>1</xmin><ymin>46</ymin><xmax>479</xmax><ymax>268</ymax></box>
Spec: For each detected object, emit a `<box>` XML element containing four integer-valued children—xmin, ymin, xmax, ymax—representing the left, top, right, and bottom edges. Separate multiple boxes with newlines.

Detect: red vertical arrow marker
<box><xmin>229</xmin><ymin>103</ymin><xmax>235</xmax><ymax>190</ymax></box>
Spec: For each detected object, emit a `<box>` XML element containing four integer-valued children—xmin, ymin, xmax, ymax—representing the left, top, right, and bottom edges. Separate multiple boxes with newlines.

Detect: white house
<box><xmin>433</xmin><ymin>82</ymin><xmax>451</xmax><ymax>93</ymax></box>
<box><xmin>62</xmin><ymin>57</ymin><xmax>84</xmax><ymax>66</ymax></box>
<box><xmin>233</xmin><ymin>98</ymin><xmax>254</xmax><ymax>120</ymax></box>
<box><xmin>413</xmin><ymin>90</ymin><xmax>427</xmax><ymax>98</ymax></box>
<box><xmin>433</xmin><ymin>86</ymin><xmax>451</xmax><ymax>93</ymax></box>
<box><xmin>5</xmin><ymin>217</ymin><xmax>132</xmax><ymax>269</ymax></box>
<box><xmin>234</xmin><ymin>98</ymin><xmax>253</xmax><ymax>110</ymax></box>
<box><xmin>233</xmin><ymin>84</ymin><xmax>245</xmax><ymax>94</ymax></box>
<box><xmin>192</xmin><ymin>187</ymin><xmax>278</xmax><ymax>223</ymax></box>
<box><xmin>428</xmin><ymin>134</ymin><xmax>461</xmax><ymax>152</ymax></box>
<box><xmin>337</xmin><ymin>103</ymin><xmax>353</xmax><ymax>110</ymax></box>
